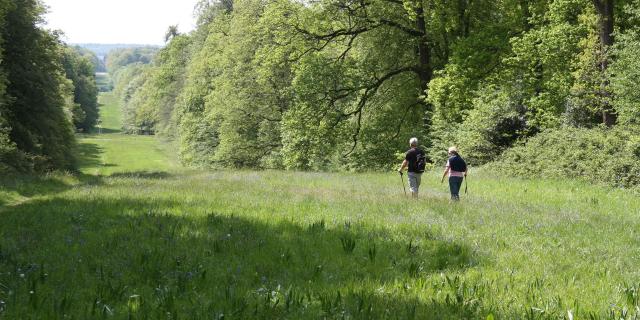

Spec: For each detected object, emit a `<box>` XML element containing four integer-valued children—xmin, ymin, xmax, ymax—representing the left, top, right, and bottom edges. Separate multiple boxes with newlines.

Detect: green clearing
<box><xmin>76</xmin><ymin>93</ymin><xmax>177</xmax><ymax>176</ymax></box>
<box><xmin>1</xmin><ymin>94</ymin><xmax>639</xmax><ymax>319</ymax></box>
<box><xmin>96</xmin><ymin>72</ymin><xmax>113</xmax><ymax>92</ymax></box>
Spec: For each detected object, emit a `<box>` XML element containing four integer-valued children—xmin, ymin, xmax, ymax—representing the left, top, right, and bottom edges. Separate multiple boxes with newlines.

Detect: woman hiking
<box><xmin>441</xmin><ymin>146</ymin><xmax>467</xmax><ymax>201</ymax></box>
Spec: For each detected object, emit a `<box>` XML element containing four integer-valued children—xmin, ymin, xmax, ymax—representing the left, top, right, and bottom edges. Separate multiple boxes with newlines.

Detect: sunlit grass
<box><xmin>2</xmin><ymin>168</ymin><xmax>639</xmax><ymax>318</ymax></box>
<box><xmin>1</xmin><ymin>94</ymin><xmax>639</xmax><ymax>319</ymax></box>
<box><xmin>95</xmin><ymin>72</ymin><xmax>112</xmax><ymax>93</ymax></box>
<box><xmin>76</xmin><ymin>92</ymin><xmax>178</xmax><ymax>176</ymax></box>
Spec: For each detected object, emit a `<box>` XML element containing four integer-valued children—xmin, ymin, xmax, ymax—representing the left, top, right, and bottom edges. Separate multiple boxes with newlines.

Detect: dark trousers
<box><xmin>449</xmin><ymin>176</ymin><xmax>464</xmax><ymax>200</ymax></box>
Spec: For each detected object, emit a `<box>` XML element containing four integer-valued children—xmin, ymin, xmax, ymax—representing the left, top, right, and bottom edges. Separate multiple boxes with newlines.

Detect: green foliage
<box><xmin>495</xmin><ymin>126</ymin><xmax>640</xmax><ymax>188</ymax></box>
<box><xmin>171</xmin><ymin>0</ymin><xmax>291</xmax><ymax>169</ymax></box>
<box><xmin>62</xmin><ymin>46</ymin><xmax>99</xmax><ymax>132</ymax></box>
<box><xmin>565</xmin><ymin>30</ymin><xmax>607</xmax><ymax>127</ymax></box>
<box><xmin>106</xmin><ymin>48</ymin><xmax>159</xmax><ymax>131</ymax></box>
<box><xmin>122</xmin><ymin>0</ymin><xmax>538</xmax><ymax>171</ymax></box>
<box><xmin>95</xmin><ymin>72</ymin><xmax>112</xmax><ymax>92</ymax></box>
<box><xmin>205</xmin><ymin>0</ymin><xmax>290</xmax><ymax>168</ymax></box>
<box><xmin>429</xmin><ymin>86</ymin><xmax>529</xmax><ymax>166</ymax></box>
<box><xmin>72</xmin><ymin>45</ymin><xmax>106</xmax><ymax>72</ymax></box>
<box><xmin>610</xmin><ymin>3</ymin><xmax>640</xmax><ymax>126</ymax></box>
<box><xmin>173</xmin><ymin>10</ymin><xmax>228</xmax><ymax>167</ymax></box>
<box><xmin>483</xmin><ymin>0</ymin><xmax>640</xmax><ymax>188</ymax></box>
<box><xmin>0</xmin><ymin>0</ymin><xmax>76</xmax><ymax>172</ymax></box>
<box><xmin>120</xmin><ymin>35</ymin><xmax>191</xmax><ymax>137</ymax></box>
<box><xmin>0</xmin><ymin>0</ymin><xmax>14</xmax><ymax>173</ymax></box>
<box><xmin>428</xmin><ymin>0</ymin><xmax>601</xmax><ymax>166</ymax></box>
<box><xmin>0</xmin><ymin>126</ymin><xmax>27</xmax><ymax>174</ymax></box>
<box><xmin>105</xmin><ymin>0</ymin><xmax>640</xmax><ymax>191</ymax></box>
<box><xmin>105</xmin><ymin>46</ymin><xmax>158</xmax><ymax>75</ymax></box>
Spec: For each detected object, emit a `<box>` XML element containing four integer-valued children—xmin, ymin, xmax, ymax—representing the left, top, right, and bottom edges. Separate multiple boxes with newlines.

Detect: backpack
<box><xmin>449</xmin><ymin>155</ymin><xmax>467</xmax><ymax>172</ymax></box>
<box><xmin>416</xmin><ymin>151</ymin><xmax>427</xmax><ymax>173</ymax></box>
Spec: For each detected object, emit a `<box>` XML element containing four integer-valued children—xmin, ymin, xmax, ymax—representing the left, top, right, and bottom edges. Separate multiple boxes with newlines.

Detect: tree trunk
<box><xmin>415</xmin><ymin>5</ymin><xmax>432</xmax><ymax>91</ymax></box>
<box><xmin>415</xmin><ymin>3</ymin><xmax>434</xmax><ymax>131</ymax></box>
<box><xmin>520</xmin><ymin>0</ymin><xmax>532</xmax><ymax>31</ymax></box>
<box><xmin>593</xmin><ymin>0</ymin><xmax>616</xmax><ymax>126</ymax></box>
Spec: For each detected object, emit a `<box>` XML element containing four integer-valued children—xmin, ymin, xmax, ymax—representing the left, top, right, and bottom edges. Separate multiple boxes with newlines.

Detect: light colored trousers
<box><xmin>407</xmin><ymin>172</ymin><xmax>422</xmax><ymax>194</ymax></box>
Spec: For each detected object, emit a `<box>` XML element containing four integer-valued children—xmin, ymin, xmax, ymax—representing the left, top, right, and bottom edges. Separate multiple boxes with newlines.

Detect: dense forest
<box><xmin>75</xmin><ymin>43</ymin><xmax>160</xmax><ymax>69</ymax></box>
<box><xmin>3</xmin><ymin>0</ymin><xmax>640</xmax><ymax>188</ymax></box>
<box><xmin>109</xmin><ymin>0</ymin><xmax>640</xmax><ymax>187</ymax></box>
<box><xmin>0</xmin><ymin>0</ymin><xmax>99</xmax><ymax>173</ymax></box>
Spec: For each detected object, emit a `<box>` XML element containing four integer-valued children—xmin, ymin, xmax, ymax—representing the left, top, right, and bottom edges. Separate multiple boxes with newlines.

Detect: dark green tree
<box><xmin>62</xmin><ymin>46</ymin><xmax>99</xmax><ymax>132</ymax></box>
<box><xmin>1</xmin><ymin>0</ymin><xmax>76</xmax><ymax>171</ymax></box>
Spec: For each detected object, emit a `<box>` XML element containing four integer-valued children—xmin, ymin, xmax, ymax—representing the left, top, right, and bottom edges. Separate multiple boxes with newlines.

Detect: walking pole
<box><xmin>399</xmin><ymin>171</ymin><xmax>407</xmax><ymax>197</ymax></box>
<box><xmin>464</xmin><ymin>175</ymin><xmax>468</xmax><ymax>194</ymax></box>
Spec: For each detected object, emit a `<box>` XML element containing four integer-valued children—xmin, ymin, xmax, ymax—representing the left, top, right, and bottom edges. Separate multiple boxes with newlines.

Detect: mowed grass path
<box><xmin>76</xmin><ymin>93</ymin><xmax>177</xmax><ymax>176</ymax></box>
<box><xmin>1</xmin><ymin>94</ymin><xmax>639</xmax><ymax>319</ymax></box>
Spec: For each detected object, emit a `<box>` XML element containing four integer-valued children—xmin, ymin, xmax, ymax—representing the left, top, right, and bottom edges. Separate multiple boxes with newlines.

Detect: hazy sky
<box><xmin>42</xmin><ymin>0</ymin><xmax>200</xmax><ymax>45</ymax></box>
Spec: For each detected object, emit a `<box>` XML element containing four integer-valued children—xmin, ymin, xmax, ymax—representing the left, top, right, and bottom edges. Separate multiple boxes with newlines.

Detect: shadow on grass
<box><xmin>108</xmin><ymin>171</ymin><xmax>172</xmax><ymax>179</ymax></box>
<box><xmin>76</xmin><ymin>141</ymin><xmax>104</xmax><ymax>170</ymax></box>
<box><xmin>0</xmin><ymin>175</ymin><xmax>75</xmax><ymax>199</ymax></box>
<box><xmin>0</xmin><ymin>142</ymin><xmax>173</xmax><ymax>207</ymax></box>
<box><xmin>0</xmin><ymin>196</ymin><xmax>489</xmax><ymax>319</ymax></box>
<box><xmin>93</xmin><ymin>127</ymin><xmax>121</xmax><ymax>134</ymax></box>
<box><xmin>0</xmin><ymin>140</ymin><xmax>108</xmax><ymax>201</ymax></box>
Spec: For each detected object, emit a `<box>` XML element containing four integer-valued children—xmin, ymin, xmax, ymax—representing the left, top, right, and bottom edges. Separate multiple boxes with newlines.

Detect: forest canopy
<box><xmin>0</xmin><ymin>0</ymin><xmax>99</xmax><ymax>173</ymax></box>
<box><xmin>113</xmin><ymin>0</ymin><xmax>640</xmax><ymax>183</ymax></box>
<box><xmin>3</xmin><ymin>0</ymin><xmax>640</xmax><ymax>188</ymax></box>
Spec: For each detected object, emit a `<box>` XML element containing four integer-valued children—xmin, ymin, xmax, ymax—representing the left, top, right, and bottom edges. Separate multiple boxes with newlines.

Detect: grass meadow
<box><xmin>1</xmin><ymin>93</ymin><xmax>639</xmax><ymax>319</ymax></box>
<box><xmin>77</xmin><ymin>93</ymin><xmax>178</xmax><ymax>176</ymax></box>
<box><xmin>96</xmin><ymin>73</ymin><xmax>113</xmax><ymax>93</ymax></box>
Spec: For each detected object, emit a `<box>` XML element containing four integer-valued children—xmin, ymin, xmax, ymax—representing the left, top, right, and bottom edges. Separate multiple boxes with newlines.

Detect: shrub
<box><xmin>428</xmin><ymin>86</ymin><xmax>533</xmax><ymax>167</ymax></box>
<box><xmin>493</xmin><ymin>126</ymin><xmax>640</xmax><ymax>188</ymax></box>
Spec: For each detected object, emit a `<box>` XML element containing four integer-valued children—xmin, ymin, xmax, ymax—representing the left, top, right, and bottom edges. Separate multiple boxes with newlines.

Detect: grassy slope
<box><xmin>0</xmin><ymin>93</ymin><xmax>639</xmax><ymax>319</ymax></box>
<box><xmin>96</xmin><ymin>72</ymin><xmax>113</xmax><ymax>92</ymax></box>
<box><xmin>76</xmin><ymin>93</ymin><xmax>177</xmax><ymax>176</ymax></box>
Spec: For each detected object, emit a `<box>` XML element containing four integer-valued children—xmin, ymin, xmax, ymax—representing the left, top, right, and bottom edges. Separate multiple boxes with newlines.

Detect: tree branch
<box><xmin>375</xmin><ymin>19</ymin><xmax>424</xmax><ymax>37</ymax></box>
<box><xmin>339</xmin><ymin>66</ymin><xmax>419</xmax><ymax>156</ymax></box>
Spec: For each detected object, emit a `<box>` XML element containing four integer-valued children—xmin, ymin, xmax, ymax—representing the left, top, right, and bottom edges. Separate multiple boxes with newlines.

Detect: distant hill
<box><xmin>74</xmin><ymin>43</ymin><xmax>162</xmax><ymax>59</ymax></box>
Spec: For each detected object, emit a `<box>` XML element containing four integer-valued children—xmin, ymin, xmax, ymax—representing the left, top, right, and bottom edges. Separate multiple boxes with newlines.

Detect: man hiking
<box><xmin>398</xmin><ymin>137</ymin><xmax>426</xmax><ymax>198</ymax></box>
<box><xmin>441</xmin><ymin>146</ymin><xmax>467</xmax><ymax>201</ymax></box>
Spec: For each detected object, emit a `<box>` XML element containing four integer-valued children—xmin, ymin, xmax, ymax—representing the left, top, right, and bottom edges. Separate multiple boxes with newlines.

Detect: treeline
<box><xmin>114</xmin><ymin>0</ymin><xmax>640</xmax><ymax>180</ymax></box>
<box><xmin>105</xmin><ymin>47</ymin><xmax>160</xmax><ymax>134</ymax></box>
<box><xmin>0</xmin><ymin>0</ymin><xmax>98</xmax><ymax>173</ymax></box>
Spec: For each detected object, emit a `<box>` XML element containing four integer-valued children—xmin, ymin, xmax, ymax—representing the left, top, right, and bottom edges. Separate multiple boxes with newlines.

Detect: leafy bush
<box><xmin>428</xmin><ymin>86</ymin><xmax>534</xmax><ymax>167</ymax></box>
<box><xmin>610</xmin><ymin>29</ymin><xmax>640</xmax><ymax>126</ymax></box>
<box><xmin>493</xmin><ymin>126</ymin><xmax>640</xmax><ymax>188</ymax></box>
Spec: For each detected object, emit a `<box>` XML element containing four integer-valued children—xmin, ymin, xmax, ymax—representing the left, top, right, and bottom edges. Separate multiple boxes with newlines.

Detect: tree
<box><xmin>592</xmin><ymin>0</ymin><xmax>616</xmax><ymax>126</ymax></box>
<box><xmin>105</xmin><ymin>47</ymin><xmax>158</xmax><ymax>75</ymax></box>
<box><xmin>267</xmin><ymin>0</ymin><xmax>526</xmax><ymax>168</ymax></box>
<box><xmin>114</xmin><ymin>0</ymin><xmax>640</xmax><ymax>173</ymax></box>
<box><xmin>62</xmin><ymin>46</ymin><xmax>99</xmax><ymax>132</ymax></box>
<box><xmin>609</xmin><ymin>1</ymin><xmax>640</xmax><ymax>125</ymax></box>
<box><xmin>164</xmin><ymin>25</ymin><xmax>179</xmax><ymax>43</ymax></box>
<box><xmin>0</xmin><ymin>0</ymin><xmax>76</xmax><ymax>171</ymax></box>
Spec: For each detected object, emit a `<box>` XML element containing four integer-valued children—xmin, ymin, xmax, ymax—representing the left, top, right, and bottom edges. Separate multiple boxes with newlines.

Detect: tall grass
<box><xmin>0</xmin><ymin>93</ymin><xmax>639</xmax><ymax>319</ymax></box>
<box><xmin>2</xmin><ymin>169</ymin><xmax>639</xmax><ymax>319</ymax></box>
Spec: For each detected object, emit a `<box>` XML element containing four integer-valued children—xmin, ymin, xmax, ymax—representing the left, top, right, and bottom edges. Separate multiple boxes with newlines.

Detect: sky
<box><xmin>42</xmin><ymin>0</ymin><xmax>201</xmax><ymax>45</ymax></box>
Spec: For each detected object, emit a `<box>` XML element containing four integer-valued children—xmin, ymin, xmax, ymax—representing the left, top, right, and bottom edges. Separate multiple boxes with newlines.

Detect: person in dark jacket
<box><xmin>398</xmin><ymin>137</ymin><xmax>425</xmax><ymax>198</ymax></box>
<box><xmin>441</xmin><ymin>146</ymin><xmax>467</xmax><ymax>201</ymax></box>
